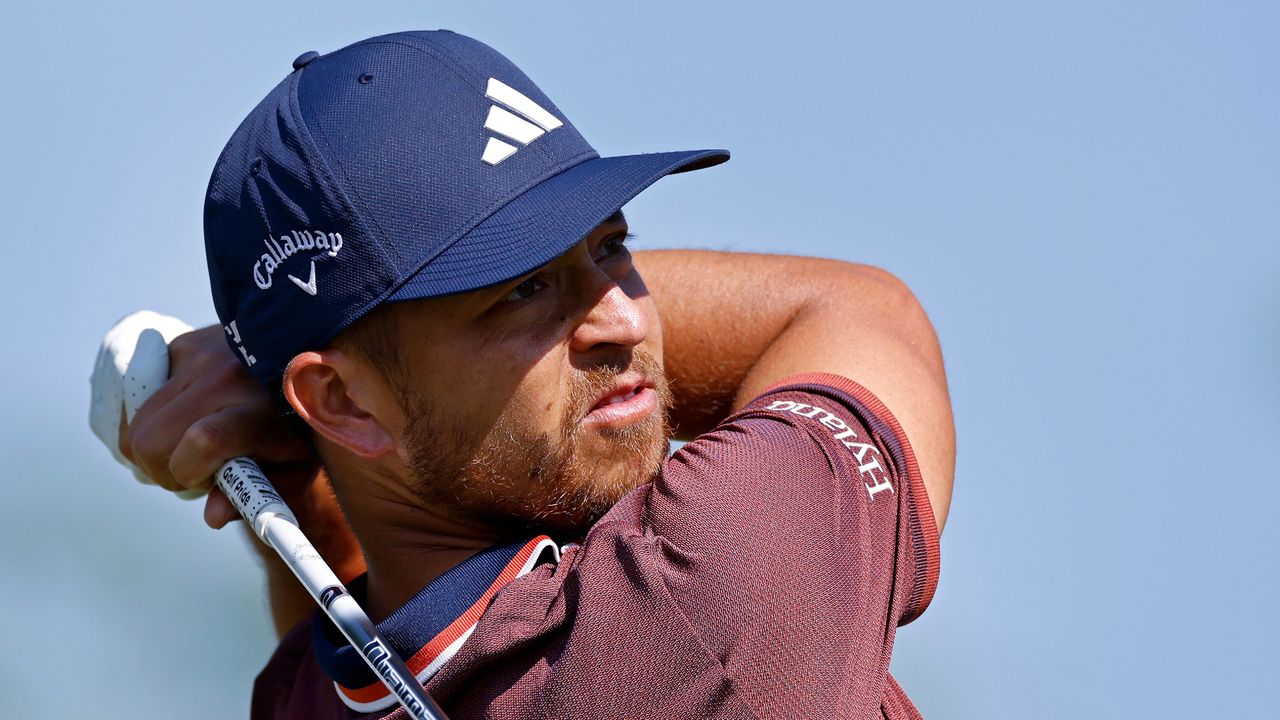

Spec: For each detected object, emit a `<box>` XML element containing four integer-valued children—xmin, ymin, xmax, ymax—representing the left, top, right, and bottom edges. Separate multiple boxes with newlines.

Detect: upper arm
<box><xmin>635</xmin><ymin>250</ymin><xmax>955</xmax><ymax>532</ymax></box>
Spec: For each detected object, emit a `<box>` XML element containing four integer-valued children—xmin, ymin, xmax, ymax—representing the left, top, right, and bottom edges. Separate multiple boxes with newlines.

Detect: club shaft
<box><xmin>216</xmin><ymin>458</ymin><xmax>448</xmax><ymax>720</ymax></box>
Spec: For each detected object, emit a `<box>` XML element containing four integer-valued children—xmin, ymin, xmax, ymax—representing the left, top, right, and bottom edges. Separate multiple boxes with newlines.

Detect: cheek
<box><xmin>402</xmin><ymin>348</ymin><xmax>534</xmax><ymax>439</ymax></box>
<box><xmin>471</xmin><ymin>334</ymin><xmax>573</xmax><ymax>431</ymax></box>
<box><xmin>637</xmin><ymin>295</ymin><xmax>663</xmax><ymax>358</ymax></box>
<box><xmin>523</xmin><ymin>351</ymin><xmax>572</xmax><ymax>419</ymax></box>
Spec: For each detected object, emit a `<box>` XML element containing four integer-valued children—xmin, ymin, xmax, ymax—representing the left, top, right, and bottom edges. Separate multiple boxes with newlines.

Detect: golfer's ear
<box><xmin>282</xmin><ymin>350</ymin><xmax>396</xmax><ymax>458</ymax></box>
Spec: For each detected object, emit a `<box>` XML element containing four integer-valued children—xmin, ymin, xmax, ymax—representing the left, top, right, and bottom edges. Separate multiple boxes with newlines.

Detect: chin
<box><xmin>532</xmin><ymin>429</ymin><xmax>670</xmax><ymax>537</ymax></box>
<box><xmin>504</xmin><ymin>421</ymin><xmax>671</xmax><ymax>540</ymax></box>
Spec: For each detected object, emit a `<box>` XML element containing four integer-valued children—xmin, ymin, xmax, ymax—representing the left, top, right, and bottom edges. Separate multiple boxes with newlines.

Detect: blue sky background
<box><xmin>1</xmin><ymin>1</ymin><xmax>1275</xmax><ymax>717</ymax></box>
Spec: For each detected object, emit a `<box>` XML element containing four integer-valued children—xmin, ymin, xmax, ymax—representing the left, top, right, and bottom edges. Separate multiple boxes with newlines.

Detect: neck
<box><xmin>334</xmin><ymin>467</ymin><xmax>507</xmax><ymax>623</ymax></box>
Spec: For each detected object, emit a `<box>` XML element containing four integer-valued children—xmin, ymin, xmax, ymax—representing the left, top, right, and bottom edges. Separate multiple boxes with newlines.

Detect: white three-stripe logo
<box><xmin>481</xmin><ymin>78</ymin><xmax>563</xmax><ymax>165</ymax></box>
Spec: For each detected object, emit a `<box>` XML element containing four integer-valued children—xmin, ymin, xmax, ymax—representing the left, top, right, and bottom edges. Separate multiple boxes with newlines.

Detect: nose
<box><xmin>569</xmin><ymin>279</ymin><xmax>648</xmax><ymax>355</ymax></box>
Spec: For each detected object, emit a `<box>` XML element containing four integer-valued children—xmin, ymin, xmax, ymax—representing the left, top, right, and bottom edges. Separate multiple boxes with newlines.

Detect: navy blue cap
<box><xmin>204</xmin><ymin>30</ymin><xmax>728</xmax><ymax>383</ymax></box>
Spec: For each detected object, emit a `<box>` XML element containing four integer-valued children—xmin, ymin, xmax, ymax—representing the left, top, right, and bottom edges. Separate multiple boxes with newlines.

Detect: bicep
<box><xmin>739</xmin><ymin>266</ymin><xmax>955</xmax><ymax>532</ymax></box>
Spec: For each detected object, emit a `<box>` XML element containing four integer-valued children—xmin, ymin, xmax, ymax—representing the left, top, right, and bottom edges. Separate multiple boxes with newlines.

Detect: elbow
<box><xmin>845</xmin><ymin>263</ymin><xmax>920</xmax><ymax>311</ymax></box>
<box><xmin>831</xmin><ymin>263</ymin><xmax>945</xmax><ymax>375</ymax></box>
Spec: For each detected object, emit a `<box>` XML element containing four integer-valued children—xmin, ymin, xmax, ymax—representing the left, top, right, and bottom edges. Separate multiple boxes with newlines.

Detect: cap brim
<box><xmin>387</xmin><ymin>148</ymin><xmax>728</xmax><ymax>301</ymax></box>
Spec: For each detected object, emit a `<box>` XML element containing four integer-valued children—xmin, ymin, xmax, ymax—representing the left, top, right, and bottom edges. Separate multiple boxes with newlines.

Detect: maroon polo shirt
<box><xmin>252</xmin><ymin>373</ymin><xmax>941</xmax><ymax>719</ymax></box>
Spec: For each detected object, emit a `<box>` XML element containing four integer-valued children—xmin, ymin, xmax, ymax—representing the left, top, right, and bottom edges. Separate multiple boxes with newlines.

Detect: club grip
<box><xmin>215</xmin><ymin>457</ymin><xmax>299</xmax><ymax>541</ymax></box>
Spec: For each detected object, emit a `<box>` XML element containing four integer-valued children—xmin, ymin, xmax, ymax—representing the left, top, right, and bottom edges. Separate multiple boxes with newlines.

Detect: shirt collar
<box><xmin>312</xmin><ymin>535</ymin><xmax>560</xmax><ymax>713</ymax></box>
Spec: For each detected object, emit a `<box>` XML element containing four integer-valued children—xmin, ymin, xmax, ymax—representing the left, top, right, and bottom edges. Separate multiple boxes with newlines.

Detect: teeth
<box><xmin>604</xmin><ymin>388</ymin><xmax>638</xmax><ymax>406</ymax></box>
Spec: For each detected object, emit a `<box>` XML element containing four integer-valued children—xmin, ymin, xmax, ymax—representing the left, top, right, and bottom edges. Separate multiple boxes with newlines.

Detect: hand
<box><xmin>118</xmin><ymin>324</ymin><xmax>321</xmax><ymax>528</ymax></box>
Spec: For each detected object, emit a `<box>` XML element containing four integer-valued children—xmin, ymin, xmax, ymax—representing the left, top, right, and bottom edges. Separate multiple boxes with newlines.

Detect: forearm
<box><xmin>638</xmin><ymin>250</ymin><xmax>927</xmax><ymax>426</ymax></box>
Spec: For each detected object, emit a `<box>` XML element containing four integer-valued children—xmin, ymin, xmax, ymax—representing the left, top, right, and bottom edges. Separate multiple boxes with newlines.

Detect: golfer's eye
<box><xmin>503</xmin><ymin>276</ymin><xmax>547</xmax><ymax>302</ymax></box>
<box><xmin>596</xmin><ymin>232</ymin><xmax>633</xmax><ymax>262</ymax></box>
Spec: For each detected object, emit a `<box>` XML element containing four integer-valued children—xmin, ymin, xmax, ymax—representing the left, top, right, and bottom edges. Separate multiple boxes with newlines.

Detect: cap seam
<box><xmin>288</xmin><ymin>71</ymin><xmax>404</xmax><ymax>272</ymax></box>
<box><xmin>384</xmin><ymin>33</ymin><xmax>561</xmax><ymax>166</ymax></box>
<box><xmin>376</xmin><ymin>34</ymin><xmax>489</xmax><ymax>95</ymax></box>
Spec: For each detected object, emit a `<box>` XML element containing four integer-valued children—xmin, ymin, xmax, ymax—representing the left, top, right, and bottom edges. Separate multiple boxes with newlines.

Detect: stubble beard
<box><xmin>401</xmin><ymin>349</ymin><xmax>673</xmax><ymax>540</ymax></box>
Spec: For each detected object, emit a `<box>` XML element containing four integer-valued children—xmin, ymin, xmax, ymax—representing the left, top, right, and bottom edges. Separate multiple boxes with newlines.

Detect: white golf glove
<box><xmin>89</xmin><ymin>310</ymin><xmax>205</xmax><ymax>499</ymax></box>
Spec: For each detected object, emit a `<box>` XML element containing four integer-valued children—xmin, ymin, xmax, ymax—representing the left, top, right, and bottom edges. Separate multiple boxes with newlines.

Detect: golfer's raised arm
<box><xmin>636</xmin><ymin>249</ymin><xmax>955</xmax><ymax>530</ymax></box>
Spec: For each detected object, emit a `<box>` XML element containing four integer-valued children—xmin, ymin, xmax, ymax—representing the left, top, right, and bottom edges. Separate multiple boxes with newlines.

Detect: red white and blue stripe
<box><xmin>311</xmin><ymin>536</ymin><xmax>560</xmax><ymax>713</ymax></box>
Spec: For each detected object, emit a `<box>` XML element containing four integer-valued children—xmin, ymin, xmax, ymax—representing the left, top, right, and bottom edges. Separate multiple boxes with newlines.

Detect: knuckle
<box><xmin>172</xmin><ymin>327</ymin><xmax>236</xmax><ymax>376</ymax></box>
<box><xmin>183</xmin><ymin>418</ymin><xmax>229</xmax><ymax>457</ymax></box>
<box><xmin>168</xmin><ymin>330</ymin><xmax>198</xmax><ymax>358</ymax></box>
<box><xmin>129</xmin><ymin>428</ymin><xmax>163</xmax><ymax>470</ymax></box>
<box><xmin>134</xmin><ymin>452</ymin><xmax>174</xmax><ymax>489</ymax></box>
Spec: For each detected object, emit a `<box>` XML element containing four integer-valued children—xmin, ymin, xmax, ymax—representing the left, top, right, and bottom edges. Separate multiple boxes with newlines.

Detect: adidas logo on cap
<box><xmin>481</xmin><ymin>78</ymin><xmax>563</xmax><ymax>165</ymax></box>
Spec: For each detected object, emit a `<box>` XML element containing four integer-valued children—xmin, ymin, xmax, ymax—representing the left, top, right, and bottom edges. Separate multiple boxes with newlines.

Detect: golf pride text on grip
<box><xmin>217</xmin><ymin>458</ymin><xmax>298</xmax><ymax>539</ymax></box>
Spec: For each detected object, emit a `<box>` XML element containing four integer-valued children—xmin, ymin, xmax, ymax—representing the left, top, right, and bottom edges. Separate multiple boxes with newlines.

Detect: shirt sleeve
<box><xmin>644</xmin><ymin>372</ymin><xmax>940</xmax><ymax>718</ymax></box>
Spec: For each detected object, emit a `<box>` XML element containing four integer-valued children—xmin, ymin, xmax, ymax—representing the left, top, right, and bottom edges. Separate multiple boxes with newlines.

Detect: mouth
<box><xmin>584</xmin><ymin>376</ymin><xmax>658</xmax><ymax>428</ymax></box>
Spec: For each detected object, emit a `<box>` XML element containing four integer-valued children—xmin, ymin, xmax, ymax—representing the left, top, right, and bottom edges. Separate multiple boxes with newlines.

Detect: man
<box><xmin>109</xmin><ymin>30</ymin><xmax>954</xmax><ymax>719</ymax></box>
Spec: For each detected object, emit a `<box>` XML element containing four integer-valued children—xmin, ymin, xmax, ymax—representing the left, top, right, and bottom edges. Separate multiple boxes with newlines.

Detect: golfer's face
<box><xmin>386</xmin><ymin>213</ymin><xmax>669</xmax><ymax>528</ymax></box>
